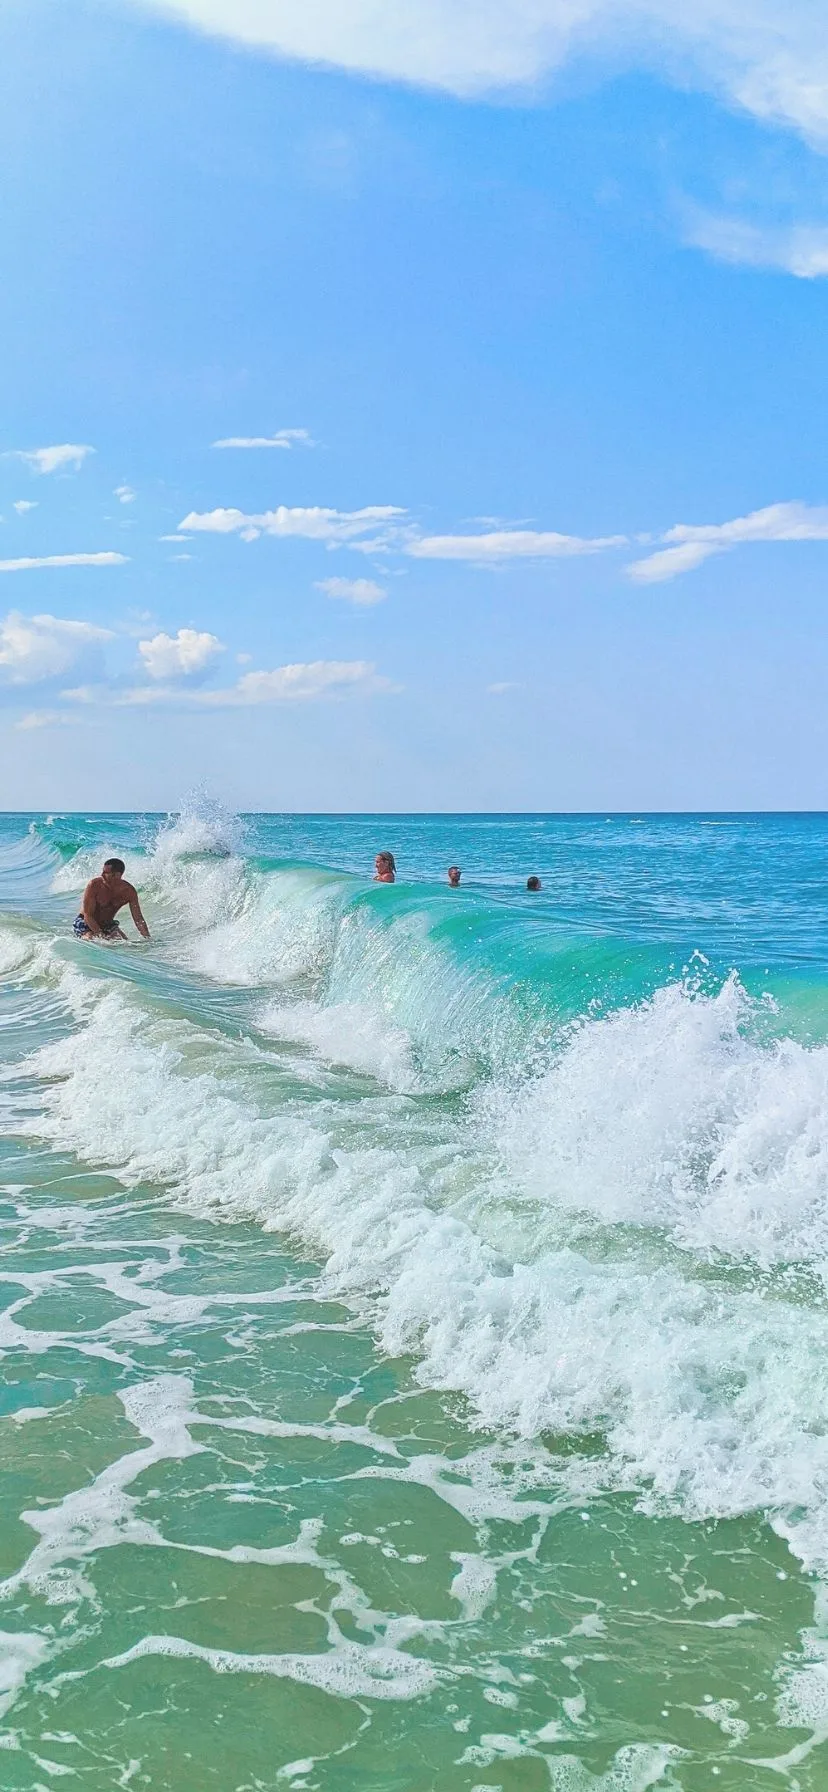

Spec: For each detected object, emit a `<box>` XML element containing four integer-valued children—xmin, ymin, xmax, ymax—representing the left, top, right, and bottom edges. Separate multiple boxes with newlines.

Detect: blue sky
<box><xmin>2</xmin><ymin>0</ymin><xmax>828</xmax><ymax>810</ymax></box>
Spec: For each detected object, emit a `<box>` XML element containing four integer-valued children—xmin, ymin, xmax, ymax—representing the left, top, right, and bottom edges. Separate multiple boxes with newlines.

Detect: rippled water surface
<box><xmin>3</xmin><ymin>808</ymin><xmax>828</xmax><ymax>1790</ymax></box>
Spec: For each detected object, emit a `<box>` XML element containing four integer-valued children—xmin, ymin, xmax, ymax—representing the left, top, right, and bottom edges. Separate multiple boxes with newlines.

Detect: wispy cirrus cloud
<box><xmin>0</xmin><ymin>553</ymin><xmax>128</xmax><ymax>574</ymax></box>
<box><xmin>16</xmin><ymin>709</ymin><xmax>89</xmax><ymax>731</ymax></box>
<box><xmin>179</xmin><ymin>504</ymin><xmax>404</xmax><ymax>544</ymax></box>
<box><xmin>201</xmin><ymin>659</ymin><xmax>395</xmax><ymax>703</ymax></box>
<box><xmin>65</xmin><ymin>658</ymin><xmax>395</xmax><ymax>708</ymax></box>
<box><xmin>6</xmin><ymin>444</ymin><xmax>94</xmax><ymax>476</ymax></box>
<box><xmin>315</xmin><ymin>576</ymin><xmax>387</xmax><ymax>605</ymax></box>
<box><xmin>138</xmin><ymin>627</ymin><xmax>225</xmax><ymax>680</ymax></box>
<box><xmin>212</xmin><ymin>430</ymin><xmax>314</xmax><ymax>450</ymax></box>
<box><xmin>131</xmin><ymin>0</ymin><xmax>828</xmax><ymax>145</ymax></box>
<box><xmin>0</xmin><ymin>612</ymin><xmax>114</xmax><ymax>684</ymax></box>
<box><xmin>408</xmin><ymin>527</ymin><xmax>626</xmax><ymax>561</ymax></box>
<box><xmin>628</xmin><ymin>501</ymin><xmax>828</xmax><ymax>582</ymax></box>
<box><xmin>685</xmin><ymin>212</ymin><xmax>828</xmax><ymax>278</ymax></box>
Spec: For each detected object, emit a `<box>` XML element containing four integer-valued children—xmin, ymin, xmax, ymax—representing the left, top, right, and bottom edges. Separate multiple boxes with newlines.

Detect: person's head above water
<box><xmin>526</xmin><ymin>875</ymin><xmax>542</xmax><ymax>891</ymax></box>
<box><xmin>447</xmin><ymin>866</ymin><xmax>461</xmax><ymax>887</ymax></box>
<box><xmin>374</xmin><ymin>851</ymin><xmax>396</xmax><ymax>883</ymax></box>
<box><xmin>102</xmin><ymin>858</ymin><xmax>126</xmax><ymax>883</ymax></box>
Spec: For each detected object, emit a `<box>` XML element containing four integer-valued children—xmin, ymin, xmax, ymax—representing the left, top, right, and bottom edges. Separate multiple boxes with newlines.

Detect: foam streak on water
<box><xmin>4</xmin><ymin>807</ymin><xmax>828</xmax><ymax>1788</ymax></box>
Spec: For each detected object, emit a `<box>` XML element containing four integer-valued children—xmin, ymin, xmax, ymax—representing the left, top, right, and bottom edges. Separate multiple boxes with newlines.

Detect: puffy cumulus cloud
<box><xmin>315</xmin><ymin>575</ymin><xmax>387</xmax><ymax>605</ymax></box>
<box><xmin>0</xmin><ymin>612</ymin><xmax>114</xmax><ymax>684</ymax></box>
<box><xmin>132</xmin><ymin>0</ymin><xmax>828</xmax><ymax>144</ymax></box>
<box><xmin>7</xmin><ymin>444</ymin><xmax>94</xmax><ymax>475</ymax></box>
<box><xmin>12</xmin><ymin>501</ymin><xmax>37</xmax><ymax>515</ymax></box>
<box><xmin>179</xmin><ymin>503</ymin><xmax>404</xmax><ymax>543</ymax></box>
<box><xmin>684</xmin><ymin>212</ymin><xmax>828</xmax><ymax>278</ymax></box>
<box><xmin>212</xmin><ymin>429</ymin><xmax>314</xmax><ymax>449</ymax></box>
<box><xmin>0</xmin><ymin>553</ymin><xmax>127</xmax><ymax>574</ymax></box>
<box><xmin>627</xmin><ymin>500</ymin><xmax>828</xmax><ymax>582</ymax></box>
<box><xmin>138</xmin><ymin>627</ymin><xmax>225</xmax><ymax>681</ymax></box>
<box><xmin>114</xmin><ymin>483</ymin><xmax>137</xmax><ymax>503</ymax></box>
<box><xmin>409</xmin><ymin>527</ymin><xmax>626</xmax><ymax>561</ymax></box>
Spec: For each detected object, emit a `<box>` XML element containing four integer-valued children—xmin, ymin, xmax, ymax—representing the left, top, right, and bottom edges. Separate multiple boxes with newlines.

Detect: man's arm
<box><xmin>82</xmin><ymin>879</ymin><xmax>104</xmax><ymax>936</ymax></box>
<box><xmin>127</xmin><ymin>886</ymin><xmax>150</xmax><ymax>940</ymax></box>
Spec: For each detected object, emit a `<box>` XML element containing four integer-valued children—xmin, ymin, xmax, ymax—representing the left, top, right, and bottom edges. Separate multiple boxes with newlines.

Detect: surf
<box><xmin>3</xmin><ymin>810</ymin><xmax>828</xmax><ymax>1573</ymax></box>
<box><xmin>7</xmin><ymin>807</ymin><xmax>828</xmax><ymax>1775</ymax></box>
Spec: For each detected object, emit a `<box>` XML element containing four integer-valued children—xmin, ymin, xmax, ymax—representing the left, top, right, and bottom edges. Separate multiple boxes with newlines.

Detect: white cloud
<box><xmin>114</xmin><ymin>483</ymin><xmax>137</xmax><ymax>504</ymax></box>
<box><xmin>0</xmin><ymin>553</ymin><xmax>128</xmax><ymax>573</ymax></box>
<box><xmin>202</xmin><ymin>660</ymin><xmax>394</xmax><ymax>703</ymax></box>
<box><xmin>345</xmin><ymin>535</ymin><xmax>407</xmax><ymax>556</ymax></box>
<box><xmin>315</xmin><ymin>575</ymin><xmax>387</xmax><ymax>605</ymax></box>
<box><xmin>487</xmin><ymin>680</ymin><xmax>523</xmax><ymax>693</ymax></box>
<box><xmin>179</xmin><ymin>504</ymin><xmax>404</xmax><ymax>543</ymax></box>
<box><xmin>132</xmin><ymin>1</ymin><xmax>828</xmax><ymax>146</ymax></box>
<box><xmin>138</xmin><ymin>627</ymin><xmax>225</xmax><ymax>680</ymax></box>
<box><xmin>628</xmin><ymin>501</ymin><xmax>828</xmax><ymax>582</ymax></box>
<box><xmin>13</xmin><ymin>501</ymin><xmax>37</xmax><ymax>515</ymax></box>
<box><xmin>212</xmin><ymin>430</ymin><xmax>314</xmax><ymax>449</ymax></box>
<box><xmin>408</xmin><ymin>527</ymin><xmax>626</xmax><ymax>561</ymax></box>
<box><xmin>65</xmin><ymin>659</ymin><xmax>395</xmax><ymax>707</ymax></box>
<box><xmin>7</xmin><ymin>444</ymin><xmax>94</xmax><ymax>476</ymax></box>
<box><xmin>684</xmin><ymin>213</ymin><xmax>828</xmax><ymax>278</ymax></box>
<box><xmin>0</xmin><ymin>612</ymin><xmax>114</xmax><ymax>684</ymax></box>
<box><xmin>15</xmin><ymin>709</ymin><xmax>88</xmax><ymax>730</ymax></box>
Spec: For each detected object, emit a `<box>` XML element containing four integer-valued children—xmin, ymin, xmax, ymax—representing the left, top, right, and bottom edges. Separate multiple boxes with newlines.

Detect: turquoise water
<box><xmin>3</xmin><ymin>808</ymin><xmax>828</xmax><ymax>1788</ymax></box>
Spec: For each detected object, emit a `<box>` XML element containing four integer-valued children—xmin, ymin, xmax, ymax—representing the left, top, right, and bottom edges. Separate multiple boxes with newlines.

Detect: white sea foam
<box><xmin>0</xmin><ymin>1632</ymin><xmax>52</xmax><ymax>1720</ymax></box>
<box><xmin>14</xmin><ymin>955</ymin><xmax>828</xmax><ymax>1581</ymax></box>
<box><xmin>101</xmin><ymin>1632</ymin><xmax>439</xmax><ymax>1700</ymax></box>
<box><xmin>171</xmin><ymin>866</ymin><xmax>348</xmax><ymax>988</ymax></box>
<box><xmin>259</xmin><ymin>998</ymin><xmax>418</xmax><ymax>1090</ymax></box>
<box><xmin>491</xmin><ymin>974</ymin><xmax>828</xmax><ymax>1269</ymax></box>
<box><xmin>544</xmin><ymin>1746</ymin><xmax>684</xmax><ymax>1791</ymax></box>
<box><xmin>49</xmin><ymin>799</ymin><xmax>242</xmax><ymax>900</ymax></box>
<box><xmin>2</xmin><ymin>1374</ymin><xmax>201</xmax><ymax>1606</ymax></box>
<box><xmin>151</xmin><ymin>796</ymin><xmax>244</xmax><ymax>862</ymax></box>
<box><xmin>0</xmin><ymin>925</ymin><xmax>51</xmax><ymax>979</ymax></box>
<box><xmin>50</xmin><ymin>846</ymin><xmax>144</xmax><ymax>895</ymax></box>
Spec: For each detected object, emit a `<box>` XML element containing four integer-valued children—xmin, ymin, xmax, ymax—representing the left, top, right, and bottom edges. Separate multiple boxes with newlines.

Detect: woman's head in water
<box><xmin>374</xmin><ymin>852</ymin><xmax>396</xmax><ymax>883</ymax></box>
<box><xmin>526</xmin><ymin>875</ymin><xmax>542</xmax><ymax>891</ymax></box>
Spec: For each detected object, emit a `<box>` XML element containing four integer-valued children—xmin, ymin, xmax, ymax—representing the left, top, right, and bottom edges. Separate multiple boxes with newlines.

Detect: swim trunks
<box><xmin>73</xmin><ymin>915</ymin><xmax>120</xmax><ymax>939</ymax></box>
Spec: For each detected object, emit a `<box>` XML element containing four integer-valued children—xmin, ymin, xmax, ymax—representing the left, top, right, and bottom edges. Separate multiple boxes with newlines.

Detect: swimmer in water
<box><xmin>526</xmin><ymin>875</ymin><xmax>542</xmax><ymax>891</ymax></box>
<box><xmin>73</xmin><ymin>858</ymin><xmax>150</xmax><ymax>942</ymax></box>
<box><xmin>374</xmin><ymin>851</ymin><xmax>396</xmax><ymax>884</ymax></box>
<box><xmin>447</xmin><ymin>866</ymin><xmax>461</xmax><ymax>887</ymax></box>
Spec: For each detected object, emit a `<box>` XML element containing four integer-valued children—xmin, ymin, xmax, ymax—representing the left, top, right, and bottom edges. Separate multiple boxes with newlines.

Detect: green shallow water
<box><xmin>3</xmin><ymin>810</ymin><xmax>828</xmax><ymax>1789</ymax></box>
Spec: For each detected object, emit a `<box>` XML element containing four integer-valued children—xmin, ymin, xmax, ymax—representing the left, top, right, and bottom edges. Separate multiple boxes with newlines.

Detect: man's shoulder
<box><xmin>119</xmin><ymin>879</ymin><xmax>138</xmax><ymax>897</ymax></box>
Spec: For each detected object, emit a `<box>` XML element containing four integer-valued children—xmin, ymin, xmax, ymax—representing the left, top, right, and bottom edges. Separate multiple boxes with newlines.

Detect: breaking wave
<box><xmin>0</xmin><ymin>805</ymin><xmax>825</xmax><ymax>1588</ymax></box>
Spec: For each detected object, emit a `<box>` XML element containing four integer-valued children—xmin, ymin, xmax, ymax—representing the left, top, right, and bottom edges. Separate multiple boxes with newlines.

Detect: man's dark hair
<box><xmin>526</xmin><ymin>875</ymin><xmax>541</xmax><ymax>891</ymax></box>
<box><xmin>104</xmin><ymin>857</ymin><xmax>126</xmax><ymax>874</ymax></box>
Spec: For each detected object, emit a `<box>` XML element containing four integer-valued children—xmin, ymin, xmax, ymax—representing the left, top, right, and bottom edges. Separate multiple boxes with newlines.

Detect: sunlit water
<box><xmin>3</xmin><ymin>808</ymin><xmax>828</xmax><ymax>1789</ymax></box>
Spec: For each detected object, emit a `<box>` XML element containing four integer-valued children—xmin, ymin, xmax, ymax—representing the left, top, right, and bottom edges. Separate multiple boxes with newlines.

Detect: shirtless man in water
<box><xmin>74</xmin><ymin>858</ymin><xmax>150</xmax><ymax>942</ymax></box>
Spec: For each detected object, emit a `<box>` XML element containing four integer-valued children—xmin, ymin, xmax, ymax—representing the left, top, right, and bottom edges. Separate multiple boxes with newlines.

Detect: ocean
<box><xmin>2</xmin><ymin>807</ymin><xmax>828</xmax><ymax>1790</ymax></box>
